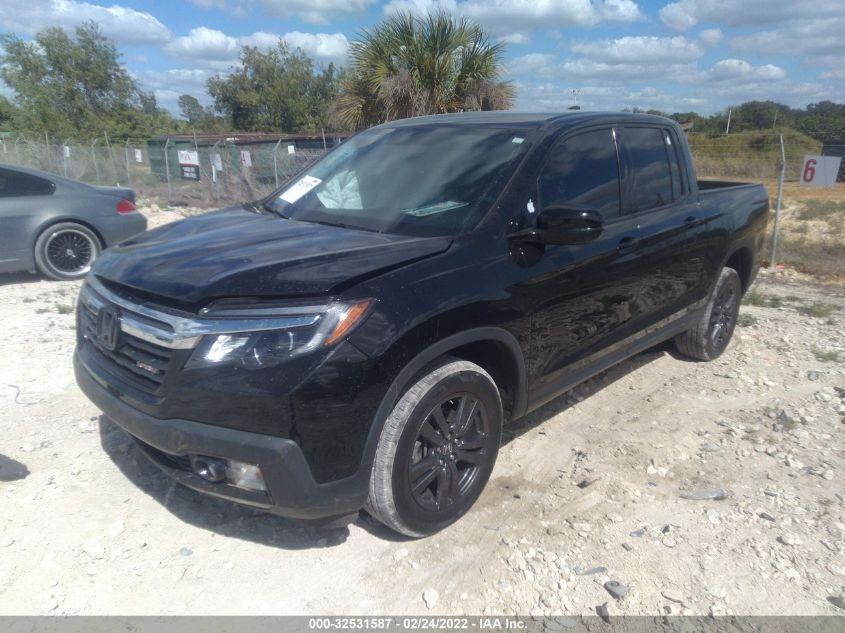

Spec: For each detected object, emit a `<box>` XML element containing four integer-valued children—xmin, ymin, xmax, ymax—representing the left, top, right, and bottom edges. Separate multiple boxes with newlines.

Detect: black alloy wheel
<box><xmin>409</xmin><ymin>393</ymin><xmax>490</xmax><ymax>511</ymax></box>
<box><xmin>46</xmin><ymin>229</ymin><xmax>95</xmax><ymax>274</ymax></box>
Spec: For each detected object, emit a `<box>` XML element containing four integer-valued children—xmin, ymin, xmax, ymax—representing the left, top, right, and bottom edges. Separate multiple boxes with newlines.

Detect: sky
<box><xmin>1</xmin><ymin>0</ymin><xmax>843</xmax><ymax>117</ymax></box>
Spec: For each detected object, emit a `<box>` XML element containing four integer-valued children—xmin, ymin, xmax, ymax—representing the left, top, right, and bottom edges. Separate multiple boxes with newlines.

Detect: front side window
<box><xmin>619</xmin><ymin>127</ymin><xmax>674</xmax><ymax>214</ymax></box>
<box><xmin>0</xmin><ymin>168</ymin><xmax>55</xmax><ymax>197</ymax></box>
<box><xmin>538</xmin><ymin>129</ymin><xmax>621</xmax><ymax>219</ymax></box>
<box><xmin>266</xmin><ymin>126</ymin><xmax>530</xmax><ymax>237</ymax></box>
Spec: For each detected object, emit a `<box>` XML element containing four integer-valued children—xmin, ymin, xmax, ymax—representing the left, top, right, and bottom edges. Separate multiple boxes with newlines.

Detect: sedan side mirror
<box><xmin>509</xmin><ymin>205</ymin><xmax>603</xmax><ymax>245</ymax></box>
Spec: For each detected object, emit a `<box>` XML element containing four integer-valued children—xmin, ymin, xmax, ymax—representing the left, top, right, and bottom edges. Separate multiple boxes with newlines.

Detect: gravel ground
<box><xmin>1</xmin><ymin>204</ymin><xmax>843</xmax><ymax>616</ymax></box>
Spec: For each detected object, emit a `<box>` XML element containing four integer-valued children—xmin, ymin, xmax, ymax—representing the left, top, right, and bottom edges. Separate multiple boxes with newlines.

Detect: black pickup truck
<box><xmin>74</xmin><ymin>112</ymin><xmax>768</xmax><ymax>537</ymax></box>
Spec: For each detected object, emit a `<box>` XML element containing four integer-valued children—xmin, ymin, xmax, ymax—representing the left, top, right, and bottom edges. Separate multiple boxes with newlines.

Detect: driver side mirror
<box><xmin>509</xmin><ymin>205</ymin><xmax>603</xmax><ymax>245</ymax></box>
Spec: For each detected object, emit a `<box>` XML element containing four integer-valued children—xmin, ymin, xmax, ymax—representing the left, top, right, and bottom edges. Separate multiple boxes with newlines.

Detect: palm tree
<box><xmin>334</xmin><ymin>12</ymin><xmax>514</xmax><ymax>130</ymax></box>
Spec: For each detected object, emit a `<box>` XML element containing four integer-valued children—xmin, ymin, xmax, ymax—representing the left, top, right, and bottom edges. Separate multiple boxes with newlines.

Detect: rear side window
<box><xmin>619</xmin><ymin>127</ymin><xmax>673</xmax><ymax>214</ymax></box>
<box><xmin>539</xmin><ymin>129</ymin><xmax>621</xmax><ymax>219</ymax></box>
<box><xmin>664</xmin><ymin>129</ymin><xmax>685</xmax><ymax>198</ymax></box>
<box><xmin>0</xmin><ymin>168</ymin><xmax>56</xmax><ymax>197</ymax></box>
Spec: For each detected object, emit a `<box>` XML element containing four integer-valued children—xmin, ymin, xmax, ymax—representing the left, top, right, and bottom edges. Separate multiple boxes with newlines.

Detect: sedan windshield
<box><xmin>266</xmin><ymin>125</ymin><xmax>530</xmax><ymax>237</ymax></box>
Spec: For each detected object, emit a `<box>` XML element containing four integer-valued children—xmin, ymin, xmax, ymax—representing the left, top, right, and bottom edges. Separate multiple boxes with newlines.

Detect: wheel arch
<box><xmin>32</xmin><ymin>217</ymin><xmax>107</xmax><ymax>256</ymax></box>
<box><xmin>723</xmin><ymin>246</ymin><xmax>754</xmax><ymax>293</ymax></box>
<box><xmin>360</xmin><ymin>327</ymin><xmax>528</xmax><ymax>474</ymax></box>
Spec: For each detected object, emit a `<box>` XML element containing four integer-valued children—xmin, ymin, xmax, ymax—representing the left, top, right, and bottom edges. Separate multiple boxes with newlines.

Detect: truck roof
<box><xmin>380</xmin><ymin>110</ymin><xmax>676</xmax><ymax>132</ymax></box>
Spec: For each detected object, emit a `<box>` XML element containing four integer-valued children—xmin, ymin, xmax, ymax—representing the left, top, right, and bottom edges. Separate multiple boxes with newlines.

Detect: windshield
<box><xmin>266</xmin><ymin>125</ymin><xmax>530</xmax><ymax>237</ymax></box>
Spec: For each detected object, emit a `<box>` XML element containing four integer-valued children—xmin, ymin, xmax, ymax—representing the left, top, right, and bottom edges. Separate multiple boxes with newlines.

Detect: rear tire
<box><xmin>675</xmin><ymin>267</ymin><xmax>741</xmax><ymax>361</ymax></box>
<box><xmin>34</xmin><ymin>222</ymin><xmax>101</xmax><ymax>281</ymax></box>
<box><xmin>365</xmin><ymin>357</ymin><xmax>502</xmax><ymax>537</ymax></box>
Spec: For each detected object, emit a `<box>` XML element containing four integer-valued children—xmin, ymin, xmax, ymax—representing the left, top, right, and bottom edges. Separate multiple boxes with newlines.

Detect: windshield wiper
<box><xmin>243</xmin><ymin>200</ymin><xmax>287</xmax><ymax>219</ymax></box>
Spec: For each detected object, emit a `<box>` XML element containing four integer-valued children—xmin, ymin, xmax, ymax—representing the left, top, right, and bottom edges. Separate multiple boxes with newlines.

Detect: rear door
<box><xmin>616</xmin><ymin>126</ymin><xmax>707</xmax><ymax>326</ymax></box>
<box><xmin>515</xmin><ymin>127</ymin><xmax>646</xmax><ymax>406</ymax></box>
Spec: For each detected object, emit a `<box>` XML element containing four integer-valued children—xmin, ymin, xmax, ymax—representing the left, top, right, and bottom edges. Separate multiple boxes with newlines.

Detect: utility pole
<box><xmin>725</xmin><ymin>109</ymin><xmax>732</xmax><ymax>135</ymax></box>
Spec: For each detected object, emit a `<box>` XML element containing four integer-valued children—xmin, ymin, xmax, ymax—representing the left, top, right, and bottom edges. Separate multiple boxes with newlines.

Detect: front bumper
<box><xmin>75</xmin><ymin>352</ymin><xmax>369</xmax><ymax>520</ymax></box>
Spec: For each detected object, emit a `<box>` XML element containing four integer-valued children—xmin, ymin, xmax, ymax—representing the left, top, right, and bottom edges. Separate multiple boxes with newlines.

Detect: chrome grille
<box><xmin>78</xmin><ymin>289</ymin><xmax>173</xmax><ymax>394</ymax></box>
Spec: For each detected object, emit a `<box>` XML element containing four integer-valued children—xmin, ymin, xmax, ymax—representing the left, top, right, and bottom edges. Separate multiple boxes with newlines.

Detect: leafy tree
<box><xmin>0</xmin><ymin>22</ymin><xmax>184</xmax><ymax>139</ymax></box>
<box><xmin>0</xmin><ymin>95</ymin><xmax>16</xmax><ymax>131</ymax></box>
<box><xmin>334</xmin><ymin>12</ymin><xmax>513</xmax><ymax>130</ymax></box>
<box><xmin>178</xmin><ymin>94</ymin><xmax>205</xmax><ymax>125</ymax></box>
<box><xmin>207</xmin><ymin>42</ymin><xmax>339</xmax><ymax>132</ymax></box>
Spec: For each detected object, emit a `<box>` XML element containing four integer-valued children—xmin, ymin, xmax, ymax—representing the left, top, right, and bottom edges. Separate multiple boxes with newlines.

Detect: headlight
<box><xmin>185</xmin><ymin>299</ymin><xmax>372</xmax><ymax>370</ymax></box>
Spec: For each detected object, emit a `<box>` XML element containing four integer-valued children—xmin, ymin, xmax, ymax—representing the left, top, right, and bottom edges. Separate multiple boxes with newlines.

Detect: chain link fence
<box><xmin>0</xmin><ymin>132</ymin><xmax>346</xmax><ymax>207</ymax></box>
<box><xmin>0</xmin><ymin>129</ymin><xmax>833</xmax><ymax>208</ymax></box>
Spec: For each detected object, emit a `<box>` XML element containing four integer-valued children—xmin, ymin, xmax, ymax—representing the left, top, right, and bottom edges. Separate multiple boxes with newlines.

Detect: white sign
<box><xmin>287</xmin><ymin>144</ymin><xmax>295</xmax><ymax>155</ymax></box>
<box><xmin>177</xmin><ymin>149</ymin><xmax>199</xmax><ymax>166</ymax></box>
<box><xmin>239</xmin><ymin>150</ymin><xmax>252</xmax><ymax>167</ymax></box>
<box><xmin>62</xmin><ymin>145</ymin><xmax>71</xmax><ymax>158</ymax></box>
<box><xmin>800</xmin><ymin>155</ymin><xmax>841</xmax><ymax>187</ymax></box>
<box><xmin>211</xmin><ymin>153</ymin><xmax>223</xmax><ymax>171</ymax></box>
<box><xmin>134</xmin><ymin>148</ymin><xmax>143</xmax><ymax>163</ymax></box>
<box><xmin>280</xmin><ymin>175</ymin><xmax>321</xmax><ymax>204</ymax></box>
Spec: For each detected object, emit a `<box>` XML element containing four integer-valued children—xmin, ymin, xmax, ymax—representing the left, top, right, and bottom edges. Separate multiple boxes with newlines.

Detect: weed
<box><xmin>744</xmin><ymin>291</ymin><xmax>767</xmax><ymax>306</ymax></box>
<box><xmin>54</xmin><ymin>303</ymin><xmax>74</xmax><ymax>315</ymax></box>
<box><xmin>737</xmin><ymin>313</ymin><xmax>758</xmax><ymax>327</ymax></box>
<box><xmin>812</xmin><ymin>348</ymin><xmax>842</xmax><ymax>363</ymax></box>
<box><xmin>800</xmin><ymin>302</ymin><xmax>838</xmax><ymax>318</ymax></box>
<box><xmin>797</xmin><ymin>200</ymin><xmax>845</xmax><ymax>221</ymax></box>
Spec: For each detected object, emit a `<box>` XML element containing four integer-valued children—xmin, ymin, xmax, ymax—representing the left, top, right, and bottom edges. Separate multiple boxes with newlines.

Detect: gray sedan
<box><xmin>0</xmin><ymin>163</ymin><xmax>147</xmax><ymax>280</ymax></box>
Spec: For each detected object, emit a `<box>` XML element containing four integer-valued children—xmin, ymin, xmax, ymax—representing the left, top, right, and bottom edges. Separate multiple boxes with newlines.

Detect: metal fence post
<box><xmin>770</xmin><ymin>134</ymin><xmax>786</xmax><ymax>265</ymax></box>
<box><xmin>91</xmin><ymin>139</ymin><xmax>101</xmax><ymax>182</ymax></box>
<box><xmin>62</xmin><ymin>138</ymin><xmax>70</xmax><ymax>177</ymax></box>
<box><xmin>123</xmin><ymin>139</ymin><xmax>132</xmax><ymax>186</ymax></box>
<box><xmin>163</xmin><ymin>137</ymin><xmax>172</xmax><ymax>199</ymax></box>
<box><xmin>14</xmin><ymin>137</ymin><xmax>21</xmax><ymax>165</ymax></box>
<box><xmin>272</xmin><ymin>138</ymin><xmax>282</xmax><ymax>188</ymax></box>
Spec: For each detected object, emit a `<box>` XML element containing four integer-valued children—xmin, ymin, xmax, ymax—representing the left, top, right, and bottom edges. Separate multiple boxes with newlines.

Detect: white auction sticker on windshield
<box><xmin>280</xmin><ymin>175</ymin><xmax>322</xmax><ymax>204</ymax></box>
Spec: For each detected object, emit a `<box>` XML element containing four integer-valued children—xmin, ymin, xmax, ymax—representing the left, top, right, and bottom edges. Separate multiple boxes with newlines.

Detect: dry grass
<box><xmin>769</xmin><ymin>183</ymin><xmax>845</xmax><ymax>282</ymax></box>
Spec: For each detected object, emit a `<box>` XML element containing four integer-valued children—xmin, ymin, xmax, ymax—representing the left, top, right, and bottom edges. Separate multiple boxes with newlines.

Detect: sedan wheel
<box><xmin>34</xmin><ymin>222</ymin><xmax>101</xmax><ymax>281</ymax></box>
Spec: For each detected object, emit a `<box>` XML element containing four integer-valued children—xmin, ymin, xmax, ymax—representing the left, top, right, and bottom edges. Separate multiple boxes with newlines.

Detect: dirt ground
<box><xmin>1</xmin><ymin>199</ymin><xmax>843</xmax><ymax>616</ymax></box>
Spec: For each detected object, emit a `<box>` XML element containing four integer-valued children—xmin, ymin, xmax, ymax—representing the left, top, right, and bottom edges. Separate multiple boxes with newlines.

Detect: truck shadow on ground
<box><xmin>98</xmin><ymin>341</ymin><xmax>674</xmax><ymax>548</ymax></box>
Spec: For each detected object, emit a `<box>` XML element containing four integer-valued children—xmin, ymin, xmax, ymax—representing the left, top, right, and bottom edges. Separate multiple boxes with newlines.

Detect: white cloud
<box><xmin>276</xmin><ymin>32</ymin><xmax>350</xmax><ymax>62</ymax></box>
<box><xmin>507</xmin><ymin>53</ymin><xmax>557</xmax><ymax>77</ymax></box>
<box><xmin>258</xmin><ymin>0</ymin><xmax>376</xmax><ymax>25</ymax></box>
<box><xmin>514</xmin><ymin>81</ymin><xmax>706</xmax><ymax>112</ymax></box>
<box><xmin>0</xmin><ymin>0</ymin><xmax>170</xmax><ymax>45</ymax></box>
<box><xmin>820</xmin><ymin>69</ymin><xmax>845</xmax><ymax>81</ymax></box>
<box><xmin>730</xmin><ymin>17</ymin><xmax>845</xmax><ymax>66</ymax></box>
<box><xmin>570</xmin><ymin>35</ymin><xmax>703</xmax><ymax>64</ymax></box>
<box><xmin>659</xmin><ymin>0</ymin><xmax>843</xmax><ymax>31</ymax></box>
<box><xmin>165</xmin><ymin>27</ymin><xmax>348</xmax><ymax>66</ymax></box>
<box><xmin>698</xmin><ymin>28</ymin><xmax>722</xmax><ymax>47</ymax></box>
<box><xmin>166</xmin><ymin>27</ymin><xmax>240</xmax><ymax>62</ymax></box>
<box><xmin>383</xmin><ymin>0</ymin><xmax>643</xmax><ymax>43</ymax></box>
<box><xmin>704</xmin><ymin>59</ymin><xmax>786</xmax><ymax>82</ymax></box>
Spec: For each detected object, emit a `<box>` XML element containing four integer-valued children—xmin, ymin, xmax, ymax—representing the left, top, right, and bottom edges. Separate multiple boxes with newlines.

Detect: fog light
<box><xmin>191</xmin><ymin>456</ymin><xmax>227</xmax><ymax>483</ymax></box>
<box><xmin>226</xmin><ymin>460</ymin><xmax>266</xmax><ymax>492</ymax></box>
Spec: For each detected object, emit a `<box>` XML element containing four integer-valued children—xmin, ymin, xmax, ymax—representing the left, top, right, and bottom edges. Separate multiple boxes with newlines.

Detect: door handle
<box><xmin>617</xmin><ymin>236</ymin><xmax>639</xmax><ymax>252</ymax></box>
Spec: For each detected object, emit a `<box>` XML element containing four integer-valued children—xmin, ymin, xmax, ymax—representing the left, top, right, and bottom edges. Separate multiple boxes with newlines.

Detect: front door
<box><xmin>508</xmin><ymin>127</ymin><xmax>647</xmax><ymax>408</ymax></box>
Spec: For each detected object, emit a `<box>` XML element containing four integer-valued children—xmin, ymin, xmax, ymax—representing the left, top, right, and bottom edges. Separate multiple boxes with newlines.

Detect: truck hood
<box><xmin>93</xmin><ymin>206</ymin><xmax>451</xmax><ymax>305</ymax></box>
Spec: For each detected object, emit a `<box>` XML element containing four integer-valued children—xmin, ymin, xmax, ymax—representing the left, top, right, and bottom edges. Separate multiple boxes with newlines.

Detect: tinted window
<box><xmin>0</xmin><ymin>168</ymin><xmax>55</xmax><ymax>197</ymax></box>
<box><xmin>539</xmin><ymin>129</ymin><xmax>620</xmax><ymax>219</ymax></box>
<box><xmin>620</xmin><ymin>127</ymin><xmax>673</xmax><ymax>214</ymax></box>
<box><xmin>664</xmin><ymin>129</ymin><xmax>685</xmax><ymax>199</ymax></box>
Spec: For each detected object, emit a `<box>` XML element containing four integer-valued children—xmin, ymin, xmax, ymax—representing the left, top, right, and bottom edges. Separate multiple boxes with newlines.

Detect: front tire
<box><xmin>34</xmin><ymin>222</ymin><xmax>101</xmax><ymax>281</ymax></box>
<box><xmin>366</xmin><ymin>357</ymin><xmax>503</xmax><ymax>537</ymax></box>
<box><xmin>675</xmin><ymin>267</ymin><xmax>741</xmax><ymax>361</ymax></box>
